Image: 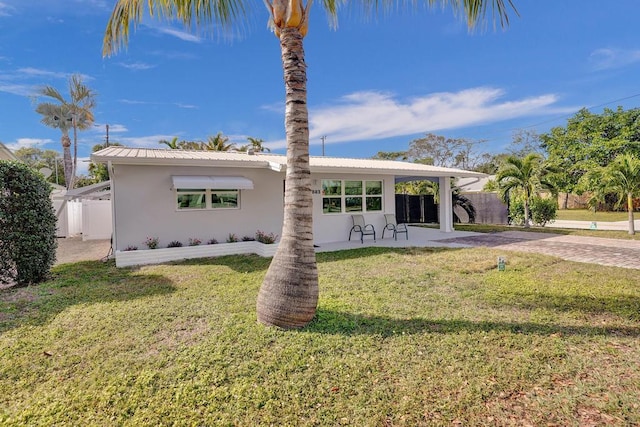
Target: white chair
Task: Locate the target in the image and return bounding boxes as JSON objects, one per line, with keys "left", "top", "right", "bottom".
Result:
{"left": 382, "top": 214, "right": 408, "bottom": 240}
{"left": 348, "top": 215, "right": 376, "bottom": 244}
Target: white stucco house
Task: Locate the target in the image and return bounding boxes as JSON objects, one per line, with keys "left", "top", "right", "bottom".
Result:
{"left": 91, "top": 147, "right": 484, "bottom": 266}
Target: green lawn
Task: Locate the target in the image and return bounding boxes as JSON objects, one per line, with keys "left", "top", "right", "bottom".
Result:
{"left": 556, "top": 209, "right": 630, "bottom": 222}
{"left": 2, "top": 249, "right": 639, "bottom": 425}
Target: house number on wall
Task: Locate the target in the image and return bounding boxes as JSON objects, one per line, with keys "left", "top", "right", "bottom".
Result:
{"left": 311, "top": 189, "right": 321, "bottom": 195}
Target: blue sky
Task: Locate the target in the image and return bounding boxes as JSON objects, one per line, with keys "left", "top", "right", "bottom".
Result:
{"left": 1, "top": 0, "right": 640, "bottom": 175}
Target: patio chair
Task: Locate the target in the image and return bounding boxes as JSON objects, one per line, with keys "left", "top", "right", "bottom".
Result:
{"left": 382, "top": 214, "right": 408, "bottom": 240}
{"left": 349, "top": 215, "right": 376, "bottom": 244}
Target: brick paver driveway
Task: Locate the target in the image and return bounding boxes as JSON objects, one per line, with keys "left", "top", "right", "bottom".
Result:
{"left": 438, "top": 231, "right": 640, "bottom": 270}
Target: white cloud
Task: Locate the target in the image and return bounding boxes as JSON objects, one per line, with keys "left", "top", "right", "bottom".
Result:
{"left": 266, "top": 87, "right": 568, "bottom": 150}
{"left": 175, "top": 102, "right": 198, "bottom": 109}
{"left": 0, "top": 82, "right": 37, "bottom": 96}
{"left": 17, "top": 67, "right": 69, "bottom": 79}
{"left": 118, "top": 62, "right": 156, "bottom": 71}
{"left": 0, "top": 2, "right": 14, "bottom": 17}
{"left": 589, "top": 48, "right": 640, "bottom": 71}
{"left": 157, "top": 27, "right": 201, "bottom": 43}
{"left": 6, "top": 137, "right": 54, "bottom": 151}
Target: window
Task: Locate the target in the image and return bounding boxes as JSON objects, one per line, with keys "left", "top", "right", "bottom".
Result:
{"left": 177, "top": 188, "right": 240, "bottom": 210}
{"left": 177, "top": 189, "right": 206, "bottom": 209}
{"left": 322, "top": 179, "right": 383, "bottom": 214}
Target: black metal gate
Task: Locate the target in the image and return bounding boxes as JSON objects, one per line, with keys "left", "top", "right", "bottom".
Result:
{"left": 395, "top": 194, "right": 438, "bottom": 224}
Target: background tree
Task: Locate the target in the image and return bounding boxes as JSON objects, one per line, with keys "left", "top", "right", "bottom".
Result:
{"left": 159, "top": 137, "right": 180, "bottom": 149}
{"left": 407, "top": 133, "right": 485, "bottom": 169}
{"left": 496, "top": 153, "right": 556, "bottom": 227}
{"left": 541, "top": 106, "right": 640, "bottom": 208}
{"left": 35, "top": 74, "right": 97, "bottom": 189}
{"left": 372, "top": 151, "right": 408, "bottom": 161}
{"left": 509, "top": 129, "right": 544, "bottom": 157}
{"left": 104, "top": 0, "right": 516, "bottom": 329}
{"left": 0, "top": 161, "right": 57, "bottom": 286}
{"left": 88, "top": 142, "right": 123, "bottom": 183}
{"left": 240, "top": 137, "right": 271, "bottom": 152}
{"left": 14, "top": 147, "right": 66, "bottom": 186}
{"left": 202, "top": 132, "right": 236, "bottom": 151}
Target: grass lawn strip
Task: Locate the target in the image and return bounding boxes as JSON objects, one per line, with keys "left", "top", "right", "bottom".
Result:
{"left": 1, "top": 248, "right": 638, "bottom": 425}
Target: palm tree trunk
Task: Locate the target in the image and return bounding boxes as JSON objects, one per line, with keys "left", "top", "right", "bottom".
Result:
{"left": 72, "top": 123, "right": 78, "bottom": 189}
{"left": 257, "top": 27, "right": 318, "bottom": 329}
{"left": 61, "top": 134, "right": 73, "bottom": 189}
{"left": 628, "top": 192, "right": 635, "bottom": 235}
{"left": 523, "top": 199, "right": 530, "bottom": 228}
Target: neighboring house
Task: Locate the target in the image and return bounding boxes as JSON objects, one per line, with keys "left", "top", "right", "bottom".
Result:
{"left": 91, "top": 147, "right": 485, "bottom": 264}
{"left": 0, "top": 142, "right": 17, "bottom": 161}
{"left": 456, "top": 175, "right": 495, "bottom": 193}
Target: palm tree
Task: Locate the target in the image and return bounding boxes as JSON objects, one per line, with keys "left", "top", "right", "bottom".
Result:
{"left": 496, "top": 153, "right": 555, "bottom": 228}
{"left": 202, "top": 132, "right": 236, "bottom": 151}
{"left": 418, "top": 179, "right": 476, "bottom": 223}
{"left": 603, "top": 153, "right": 640, "bottom": 235}
{"left": 103, "top": 0, "right": 516, "bottom": 329}
{"left": 34, "top": 103, "right": 74, "bottom": 188}
{"left": 35, "top": 74, "right": 96, "bottom": 189}
{"left": 241, "top": 137, "right": 271, "bottom": 153}
{"left": 159, "top": 136, "right": 180, "bottom": 149}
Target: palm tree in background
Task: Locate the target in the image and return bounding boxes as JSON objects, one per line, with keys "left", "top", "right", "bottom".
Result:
{"left": 603, "top": 153, "right": 640, "bottom": 235}
{"left": 496, "top": 153, "right": 555, "bottom": 228}
{"left": 103, "top": 0, "right": 517, "bottom": 329}
{"left": 35, "top": 74, "right": 96, "bottom": 189}
{"left": 203, "top": 132, "right": 236, "bottom": 151}
{"left": 159, "top": 136, "right": 180, "bottom": 149}
{"left": 241, "top": 137, "right": 271, "bottom": 153}
{"left": 34, "top": 103, "right": 73, "bottom": 188}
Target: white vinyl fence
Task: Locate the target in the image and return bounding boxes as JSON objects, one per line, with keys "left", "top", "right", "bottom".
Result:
{"left": 54, "top": 199, "right": 112, "bottom": 240}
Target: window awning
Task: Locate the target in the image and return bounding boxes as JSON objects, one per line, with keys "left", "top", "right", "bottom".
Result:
{"left": 172, "top": 176, "right": 254, "bottom": 190}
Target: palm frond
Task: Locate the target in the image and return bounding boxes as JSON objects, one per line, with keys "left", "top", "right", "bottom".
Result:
{"left": 104, "top": 0, "right": 248, "bottom": 56}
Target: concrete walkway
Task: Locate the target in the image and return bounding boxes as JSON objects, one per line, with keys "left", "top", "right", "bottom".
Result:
{"left": 436, "top": 231, "right": 640, "bottom": 270}
{"left": 546, "top": 219, "right": 640, "bottom": 231}
{"left": 316, "top": 226, "right": 640, "bottom": 270}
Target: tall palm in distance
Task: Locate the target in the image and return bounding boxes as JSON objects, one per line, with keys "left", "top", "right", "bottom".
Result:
{"left": 35, "top": 75, "right": 96, "bottom": 189}
{"left": 103, "top": 0, "right": 517, "bottom": 328}
{"left": 34, "top": 103, "right": 74, "bottom": 188}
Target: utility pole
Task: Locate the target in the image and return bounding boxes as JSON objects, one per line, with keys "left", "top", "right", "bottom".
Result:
{"left": 105, "top": 124, "right": 110, "bottom": 147}
{"left": 321, "top": 135, "right": 327, "bottom": 156}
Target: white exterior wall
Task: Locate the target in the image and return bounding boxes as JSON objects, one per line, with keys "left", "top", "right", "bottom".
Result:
{"left": 310, "top": 173, "right": 396, "bottom": 244}
{"left": 111, "top": 165, "right": 285, "bottom": 251}
{"left": 110, "top": 166, "right": 400, "bottom": 250}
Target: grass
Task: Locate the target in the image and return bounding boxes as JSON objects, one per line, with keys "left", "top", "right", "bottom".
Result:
{"left": 555, "top": 209, "right": 630, "bottom": 222}
{"left": 2, "top": 249, "right": 639, "bottom": 426}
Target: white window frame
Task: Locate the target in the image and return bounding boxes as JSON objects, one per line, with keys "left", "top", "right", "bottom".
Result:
{"left": 176, "top": 188, "right": 240, "bottom": 211}
{"left": 321, "top": 179, "right": 383, "bottom": 214}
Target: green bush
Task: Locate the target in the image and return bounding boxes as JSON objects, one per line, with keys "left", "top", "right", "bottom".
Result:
{"left": 508, "top": 196, "right": 557, "bottom": 227}
{"left": 530, "top": 197, "right": 558, "bottom": 227}
{"left": 0, "top": 161, "right": 57, "bottom": 285}
{"left": 508, "top": 197, "right": 526, "bottom": 226}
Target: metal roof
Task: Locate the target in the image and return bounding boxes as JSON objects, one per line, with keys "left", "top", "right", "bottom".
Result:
{"left": 91, "top": 146, "right": 485, "bottom": 178}
{"left": 0, "top": 142, "right": 17, "bottom": 161}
